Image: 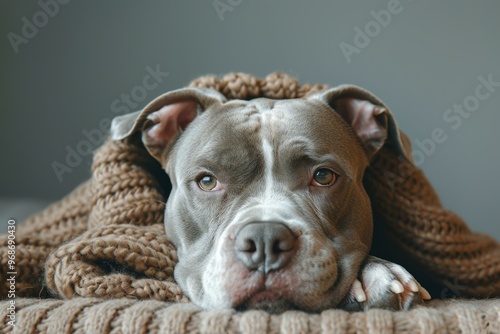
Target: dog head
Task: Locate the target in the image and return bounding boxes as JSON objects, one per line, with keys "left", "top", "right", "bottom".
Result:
{"left": 111, "top": 85, "right": 411, "bottom": 312}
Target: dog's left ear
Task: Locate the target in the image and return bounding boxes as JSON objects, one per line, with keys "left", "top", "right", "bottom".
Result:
{"left": 309, "top": 85, "right": 412, "bottom": 161}
{"left": 110, "top": 87, "right": 227, "bottom": 164}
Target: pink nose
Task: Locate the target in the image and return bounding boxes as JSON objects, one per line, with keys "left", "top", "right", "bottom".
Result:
{"left": 234, "top": 221, "right": 297, "bottom": 274}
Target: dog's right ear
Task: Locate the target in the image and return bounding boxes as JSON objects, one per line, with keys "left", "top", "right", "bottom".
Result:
{"left": 308, "top": 85, "right": 413, "bottom": 162}
{"left": 111, "top": 87, "right": 226, "bottom": 164}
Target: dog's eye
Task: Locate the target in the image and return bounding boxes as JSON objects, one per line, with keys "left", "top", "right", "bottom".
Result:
{"left": 312, "top": 168, "right": 337, "bottom": 186}
{"left": 197, "top": 174, "right": 219, "bottom": 191}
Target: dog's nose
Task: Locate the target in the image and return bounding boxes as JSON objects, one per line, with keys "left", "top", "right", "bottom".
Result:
{"left": 234, "top": 221, "right": 296, "bottom": 274}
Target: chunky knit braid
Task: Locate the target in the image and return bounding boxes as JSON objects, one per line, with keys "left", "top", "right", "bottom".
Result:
{"left": 1, "top": 298, "right": 498, "bottom": 334}
{"left": 87, "top": 138, "right": 167, "bottom": 229}
{"left": 0, "top": 72, "right": 498, "bottom": 313}
{"left": 189, "top": 72, "right": 329, "bottom": 99}
{"left": 0, "top": 180, "right": 91, "bottom": 298}
{"left": 366, "top": 149, "right": 500, "bottom": 296}
{"left": 44, "top": 224, "right": 186, "bottom": 301}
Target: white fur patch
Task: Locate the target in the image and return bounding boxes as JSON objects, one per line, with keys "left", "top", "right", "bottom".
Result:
{"left": 261, "top": 136, "right": 276, "bottom": 218}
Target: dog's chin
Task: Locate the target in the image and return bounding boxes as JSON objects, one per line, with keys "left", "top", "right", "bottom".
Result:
{"left": 229, "top": 273, "right": 342, "bottom": 314}
{"left": 234, "top": 288, "right": 301, "bottom": 314}
{"left": 237, "top": 298, "right": 295, "bottom": 314}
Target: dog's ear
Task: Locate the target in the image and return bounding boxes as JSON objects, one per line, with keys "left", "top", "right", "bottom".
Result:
{"left": 308, "top": 85, "right": 412, "bottom": 161}
{"left": 111, "top": 87, "right": 226, "bottom": 164}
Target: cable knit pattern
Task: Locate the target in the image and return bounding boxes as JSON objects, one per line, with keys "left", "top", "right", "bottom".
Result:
{"left": 189, "top": 72, "right": 328, "bottom": 100}
{"left": 366, "top": 149, "right": 500, "bottom": 296}
{"left": 0, "top": 299, "right": 498, "bottom": 333}
{"left": 0, "top": 72, "right": 498, "bottom": 333}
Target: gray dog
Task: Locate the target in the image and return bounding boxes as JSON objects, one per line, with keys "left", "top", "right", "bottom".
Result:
{"left": 111, "top": 85, "right": 430, "bottom": 313}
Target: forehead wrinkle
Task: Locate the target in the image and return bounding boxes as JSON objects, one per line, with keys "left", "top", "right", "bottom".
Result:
{"left": 280, "top": 142, "right": 354, "bottom": 180}
{"left": 281, "top": 137, "right": 317, "bottom": 156}
{"left": 191, "top": 142, "right": 261, "bottom": 175}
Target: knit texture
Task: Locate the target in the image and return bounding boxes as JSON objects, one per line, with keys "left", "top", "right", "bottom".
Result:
{"left": 0, "top": 298, "right": 498, "bottom": 334}
{"left": 0, "top": 72, "right": 499, "bottom": 333}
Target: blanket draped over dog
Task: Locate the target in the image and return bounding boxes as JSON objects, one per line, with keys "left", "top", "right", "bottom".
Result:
{"left": 1, "top": 72, "right": 499, "bottom": 333}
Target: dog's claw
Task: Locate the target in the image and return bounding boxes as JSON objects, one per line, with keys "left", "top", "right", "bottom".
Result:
{"left": 352, "top": 279, "right": 367, "bottom": 302}
{"left": 408, "top": 279, "right": 419, "bottom": 293}
{"left": 389, "top": 280, "right": 404, "bottom": 294}
{"left": 420, "top": 285, "right": 432, "bottom": 300}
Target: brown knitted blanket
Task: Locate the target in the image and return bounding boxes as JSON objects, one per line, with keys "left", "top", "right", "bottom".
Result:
{"left": 0, "top": 298, "right": 498, "bottom": 333}
{"left": 1, "top": 73, "right": 499, "bottom": 333}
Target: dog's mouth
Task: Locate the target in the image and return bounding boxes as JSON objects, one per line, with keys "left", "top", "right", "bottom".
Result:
{"left": 231, "top": 270, "right": 307, "bottom": 314}
{"left": 231, "top": 269, "right": 341, "bottom": 313}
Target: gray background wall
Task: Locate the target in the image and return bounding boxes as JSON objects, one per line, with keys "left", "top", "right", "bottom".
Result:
{"left": 0, "top": 1, "right": 499, "bottom": 240}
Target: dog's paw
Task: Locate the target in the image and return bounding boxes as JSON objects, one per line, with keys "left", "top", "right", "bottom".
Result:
{"left": 340, "top": 256, "right": 431, "bottom": 311}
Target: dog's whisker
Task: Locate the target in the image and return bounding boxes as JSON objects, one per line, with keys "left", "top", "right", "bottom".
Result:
{"left": 151, "top": 199, "right": 166, "bottom": 206}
